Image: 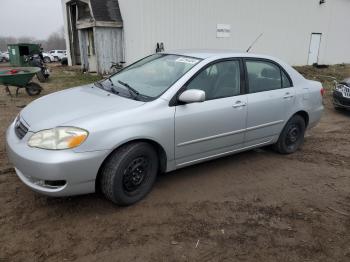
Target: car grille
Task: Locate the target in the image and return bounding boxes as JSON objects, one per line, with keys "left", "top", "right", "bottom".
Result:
{"left": 343, "top": 86, "right": 350, "bottom": 98}
{"left": 14, "top": 118, "right": 29, "bottom": 139}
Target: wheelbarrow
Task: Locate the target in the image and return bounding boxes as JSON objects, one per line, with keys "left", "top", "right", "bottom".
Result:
{"left": 0, "top": 67, "right": 43, "bottom": 96}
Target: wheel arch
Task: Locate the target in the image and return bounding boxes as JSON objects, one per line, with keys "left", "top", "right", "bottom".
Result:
{"left": 95, "top": 138, "right": 168, "bottom": 192}
{"left": 293, "top": 110, "right": 309, "bottom": 127}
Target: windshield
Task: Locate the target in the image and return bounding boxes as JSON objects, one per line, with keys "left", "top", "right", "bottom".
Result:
{"left": 106, "top": 54, "right": 201, "bottom": 100}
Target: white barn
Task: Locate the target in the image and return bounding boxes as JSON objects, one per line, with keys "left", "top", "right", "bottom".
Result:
{"left": 62, "top": 0, "right": 350, "bottom": 74}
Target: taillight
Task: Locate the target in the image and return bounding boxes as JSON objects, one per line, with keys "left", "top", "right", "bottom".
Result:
{"left": 320, "top": 87, "right": 325, "bottom": 97}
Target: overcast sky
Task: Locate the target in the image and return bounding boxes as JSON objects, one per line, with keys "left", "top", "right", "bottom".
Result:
{"left": 0, "top": 0, "right": 64, "bottom": 39}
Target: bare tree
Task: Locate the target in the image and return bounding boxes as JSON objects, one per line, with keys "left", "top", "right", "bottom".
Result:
{"left": 0, "top": 28, "right": 66, "bottom": 52}
{"left": 41, "top": 31, "right": 66, "bottom": 51}
{"left": 0, "top": 36, "right": 17, "bottom": 51}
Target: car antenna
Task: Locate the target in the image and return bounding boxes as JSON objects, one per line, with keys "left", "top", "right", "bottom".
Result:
{"left": 246, "top": 33, "right": 264, "bottom": 53}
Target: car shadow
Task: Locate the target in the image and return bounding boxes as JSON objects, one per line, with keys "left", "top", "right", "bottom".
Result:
{"left": 29, "top": 148, "right": 273, "bottom": 213}
{"left": 334, "top": 107, "right": 350, "bottom": 117}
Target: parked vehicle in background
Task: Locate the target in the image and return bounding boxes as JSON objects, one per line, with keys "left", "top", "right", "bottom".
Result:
{"left": 6, "top": 50, "right": 324, "bottom": 206}
{"left": 333, "top": 78, "right": 350, "bottom": 110}
{"left": 0, "top": 51, "right": 4, "bottom": 62}
{"left": 49, "top": 50, "right": 67, "bottom": 61}
{"left": 0, "top": 51, "right": 9, "bottom": 62}
{"left": 4, "top": 51, "right": 10, "bottom": 61}
{"left": 61, "top": 54, "right": 68, "bottom": 66}
{"left": 42, "top": 52, "right": 55, "bottom": 63}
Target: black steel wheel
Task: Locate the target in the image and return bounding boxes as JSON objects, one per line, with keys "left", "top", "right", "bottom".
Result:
{"left": 25, "top": 82, "right": 42, "bottom": 96}
{"left": 274, "top": 115, "right": 306, "bottom": 154}
{"left": 100, "top": 142, "right": 158, "bottom": 206}
{"left": 122, "top": 156, "right": 150, "bottom": 193}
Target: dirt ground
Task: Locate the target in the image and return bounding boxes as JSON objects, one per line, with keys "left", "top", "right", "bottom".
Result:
{"left": 0, "top": 63, "right": 350, "bottom": 262}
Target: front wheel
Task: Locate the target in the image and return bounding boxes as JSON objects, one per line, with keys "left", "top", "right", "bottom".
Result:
{"left": 43, "top": 57, "right": 51, "bottom": 63}
{"left": 273, "top": 115, "right": 306, "bottom": 154}
{"left": 100, "top": 142, "right": 158, "bottom": 206}
{"left": 25, "top": 82, "right": 42, "bottom": 96}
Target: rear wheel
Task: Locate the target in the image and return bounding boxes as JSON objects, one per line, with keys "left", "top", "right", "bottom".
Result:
{"left": 36, "top": 71, "right": 47, "bottom": 83}
{"left": 25, "top": 82, "right": 42, "bottom": 96}
{"left": 274, "top": 115, "right": 306, "bottom": 154}
{"left": 100, "top": 142, "right": 158, "bottom": 206}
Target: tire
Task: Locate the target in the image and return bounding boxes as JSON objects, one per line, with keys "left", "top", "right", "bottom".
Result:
{"left": 61, "top": 57, "right": 68, "bottom": 66}
{"left": 36, "top": 71, "right": 46, "bottom": 83}
{"left": 100, "top": 142, "right": 158, "bottom": 206}
{"left": 43, "top": 57, "right": 51, "bottom": 63}
{"left": 273, "top": 115, "right": 306, "bottom": 154}
{"left": 334, "top": 106, "right": 344, "bottom": 112}
{"left": 25, "top": 82, "right": 42, "bottom": 96}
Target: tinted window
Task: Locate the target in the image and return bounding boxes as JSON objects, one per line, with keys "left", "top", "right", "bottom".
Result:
{"left": 246, "top": 60, "right": 290, "bottom": 93}
{"left": 187, "top": 60, "right": 241, "bottom": 100}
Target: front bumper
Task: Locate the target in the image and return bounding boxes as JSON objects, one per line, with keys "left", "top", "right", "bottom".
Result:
{"left": 6, "top": 121, "right": 109, "bottom": 197}
{"left": 333, "top": 91, "right": 350, "bottom": 109}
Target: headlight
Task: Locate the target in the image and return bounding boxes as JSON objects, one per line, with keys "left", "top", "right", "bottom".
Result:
{"left": 334, "top": 84, "right": 345, "bottom": 92}
{"left": 28, "top": 127, "right": 88, "bottom": 150}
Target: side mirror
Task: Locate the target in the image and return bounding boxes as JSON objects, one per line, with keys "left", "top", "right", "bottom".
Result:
{"left": 178, "top": 89, "right": 206, "bottom": 104}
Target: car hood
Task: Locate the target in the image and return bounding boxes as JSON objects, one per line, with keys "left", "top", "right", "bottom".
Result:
{"left": 20, "top": 85, "right": 145, "bottom": 131}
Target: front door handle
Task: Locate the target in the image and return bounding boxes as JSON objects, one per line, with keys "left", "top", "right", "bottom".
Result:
{"left": 232, "top": 101, "right": 247, "bottom": 108}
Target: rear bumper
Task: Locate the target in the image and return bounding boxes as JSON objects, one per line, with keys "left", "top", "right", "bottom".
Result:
{"left": 6, "top": 121, "right": 109, "bottom": 197}
{"left": 308, "top": 105, "right": 324, "bottom": 129}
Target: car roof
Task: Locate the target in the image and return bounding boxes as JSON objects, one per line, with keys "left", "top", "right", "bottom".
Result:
{"left": 162, "top": 49, "right": 306, "bottom": 86}
{"left": 163, "top": 49, "right": 278, "bottom": 61}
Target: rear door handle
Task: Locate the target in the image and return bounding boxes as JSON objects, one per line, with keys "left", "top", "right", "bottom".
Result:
{"left": 283, "top": 92, "right": 294, "bottom": 99}
{"left": 232, "top": 101, "right": 247, "bottom": 108}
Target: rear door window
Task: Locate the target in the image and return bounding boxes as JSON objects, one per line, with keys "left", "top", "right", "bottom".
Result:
{"left": 245, "top": 60, "right": 292, "bottom": 93}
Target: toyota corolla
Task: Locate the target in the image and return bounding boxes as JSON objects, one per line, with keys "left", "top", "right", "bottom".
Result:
{"left": 6, "top": 50, "right": 324, "bottom": 205}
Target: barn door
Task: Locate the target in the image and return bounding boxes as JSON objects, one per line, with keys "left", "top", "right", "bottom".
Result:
{"left": 308, "top": 33, "right": 322, "bottom": 65}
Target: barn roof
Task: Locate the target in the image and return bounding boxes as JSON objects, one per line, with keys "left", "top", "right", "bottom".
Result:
{"left": 90, "top": 0, "right": 122, "bottom": 23}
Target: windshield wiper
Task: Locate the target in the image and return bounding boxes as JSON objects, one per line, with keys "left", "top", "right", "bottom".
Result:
{"left": 107, "top": 78, "right": 114, "bottom": 86}
{"left": 95, "top": 79, "right": 121, "bottom": 95}
{"left": 94, "top": 81, "right": 104, "bottom": 88}
{"left": 117, "top": 80, "right": 140, "bottom": 99}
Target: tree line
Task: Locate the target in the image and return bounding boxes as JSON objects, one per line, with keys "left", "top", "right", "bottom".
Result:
{"left": 0, "top": 30, "right": 66, "bottom": 52}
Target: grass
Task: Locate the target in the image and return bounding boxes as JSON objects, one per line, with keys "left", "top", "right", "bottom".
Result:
{"left": 48, "top": 66, "right": 103, "bottom": 89}
{"left": 294, "top": 64, "right": 350, "bottom": 90}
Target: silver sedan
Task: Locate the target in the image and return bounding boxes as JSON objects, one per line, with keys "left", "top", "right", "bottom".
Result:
{"left": 6, "top": 50, "right": 324, "bottom": 205}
